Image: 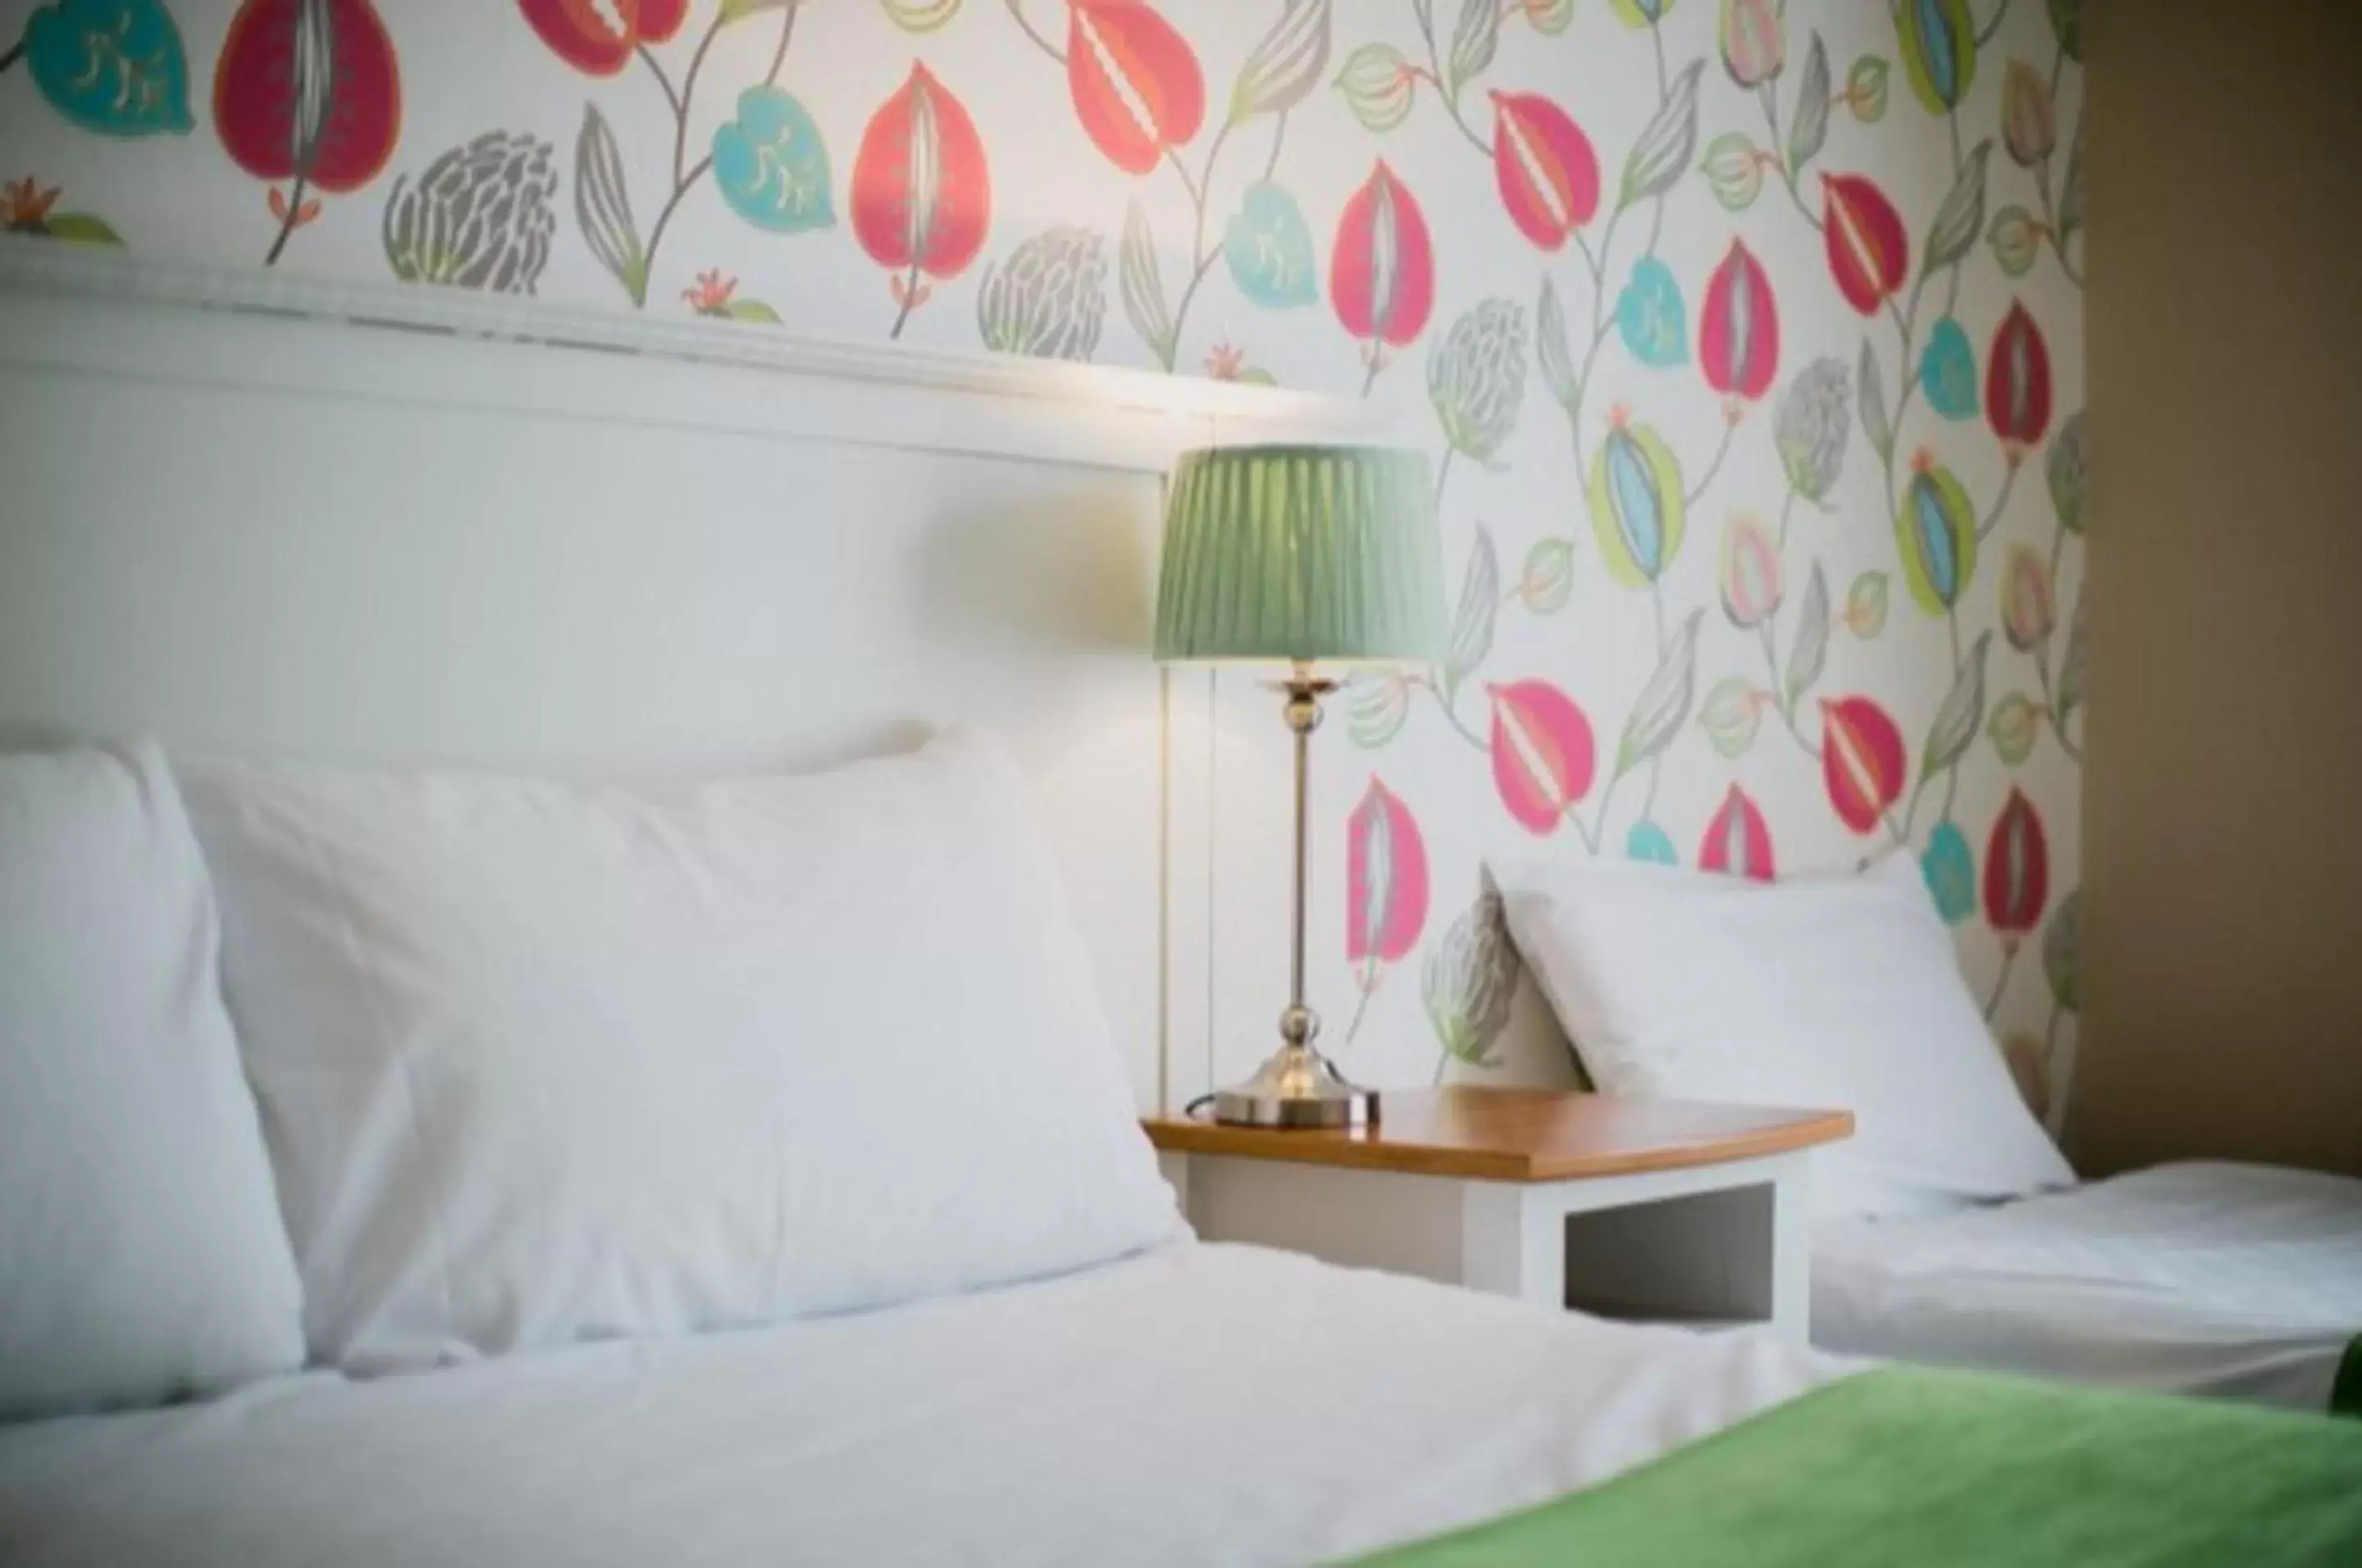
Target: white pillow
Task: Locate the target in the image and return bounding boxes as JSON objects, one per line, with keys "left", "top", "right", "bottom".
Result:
{"left": 0, "top": 741, "right": 305, "bottom": 1417}
{"left": 1492, "top": 854, "right": 2073, "bottom": 1221}
{"left": 180, "top": 733, "right": 1183, "bottom": 1374}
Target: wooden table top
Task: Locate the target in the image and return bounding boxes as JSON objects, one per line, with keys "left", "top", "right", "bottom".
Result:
{"left": 1142, "top": 1087, "right": 1852, "bottom": 1183}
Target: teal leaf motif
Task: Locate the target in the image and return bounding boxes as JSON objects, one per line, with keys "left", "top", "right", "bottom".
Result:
{"left": 1918, "top": 316, "right": 1978, "bottom": 420}
{"left": 1626, "top": 820, "right": 1678, "bottom": 866}
{"left": 1223, "top": 181, "right": 1318, "bottom": 308}
{"left": 712, "top": 88, "right": 835, "bottom": 234}
{"left": 25, "top": 0, "right": 194, "bottom": 137}
{"left": 1616, "top": 257, "right": 1688, "bottom": 369}
{"left": 1921, "top": 820, "right": 1976, "bottom": 925}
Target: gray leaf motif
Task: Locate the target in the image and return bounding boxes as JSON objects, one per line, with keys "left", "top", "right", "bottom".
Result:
{"left": 1447, "top": 0, "right": 1502, "bottom": 96}
{"left": 2043, "top": 888, "right": 2081, "bottom": 1012}
{"left": 1774, "top": 356, "right": 1851, "bottom": 501}
{"left": 1786, "top": 32, "right": 1831, "bottom": 175}
{"left": 1925, "top": 139, "right": 1993, "bottom": 274}
{"left": 2058, "top": 122, "right": 2086, "bottom": 236}
{"left": 384, "top": 130, "right": 561, "bottom": 294}
{"left": 1923, "top": 630, "right": 1990, "bottom": 775}
{"left": 1429, "top": 298, "right": 1529, "bottom": 463}
{"left": 977, "top": 226, "right": 1106, "bottom": 361}
{"left": 1443, "top": 525, "right": 1500, "bottom": 702}
{"left": 2055, "top": 589, "right": 2088, "bottom": 720}
{"left": 1620, "top": 59, "right": 1706, "bottom": 211}
{"left": 1536, "top": 274, "right": 1579, "bottom": 412}
{"left": 1785, "top": 560, "right": 1831, "bottom": 713}
{"left": 574, "top": 104, "right": 646, "bottom": 303}
{"left": 1229, "top": 0, "right": 1331, "bottom": 123}
{"left": 1119, "top": 200, "right": 1175, "bottom": 367}
{"left": 1616, "top": 608, "right": 1705, "bottom": 777}
{"left": 1858, "top": 337, "right": 1894, "bottom": 460}
{"left": 1423, "top": 882, "right": 1521, "bottom": 1072}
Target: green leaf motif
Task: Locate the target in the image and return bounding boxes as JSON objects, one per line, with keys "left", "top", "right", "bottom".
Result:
{"left": 1989, "top": 691, "right": 2041, "bottom": 766}
{"left": 575, "top": 105, "right": 648, "bottom": 306}
{"left": 1846, "top": 571, "right": 1890, "bottom": 637}
{"left": 2044, "top": 888, "right": 2082, "bottom": 1010}
{"left": 1119, "top": 201, "right": 1176, "bottom": 367}
{"left": 1897, "top": 0, "right": 1978, "bottom": 116}
{"left": 1346, "top": 671, "right": 1411, "bottom": 748}
{"left": 24, "top": 0, "right": 193, "bottom": 137}
{"left": 1701, "top": 133, "right": 1765, "bottom": 212}
{"left": 1334, "top": 43, "right": 1416, "bottom": 132}
{"left": 727, "top": 299, "right": 783, "bottom": 324}
{"left": 2058, "top": 125, "right": 2087, "bottom": 236}
{"left": 1785, "top": 560, "right": 1831, "bottom": 711}
{"left": 2047, "top": 0, "right": 2084, "bottom": 64}
{"left": 1224, "top": 181, "right": 1319, "bottom": 308}
{"left": 1858, "top": 339, "right": 1894, "bottom": 462}
{"left": 1443, "top": 526, "right": 1500, "bottom": 702}
{"left": 1616, "top": 609, "right": 1704, "bottom": 777}
{"left": 1608, "top": 0, "right": 1676, "bottom": 25}
{"left": 2055, "top": 590, "right": 2088, "bottom": 720}
{"left": 1536, "top": 275, "right": 1579, "bottom": 410}
{"left": 1989, "top": 204, "right": 2042, "bottom": 277}
{"left": 1787, "top": 33, "right": 1831, "bottom": 175}
{"left": 1229, "top": 0, "right": 1331, "bottom": 122}
{"left": 2048, "top": 411, "right": 2087, "bottom": 535}
{"left": 1918, "top": 317, "right": 1979, "bottom": 421}
{"left": 1519, "top": 536, "right": 1576, "bottom": 612}
{"left": 1524, "top": 0, "right": 1575, "bottom": 35}
{"left": 1616, "top": 257, "right": 1689, "bottom": 368}
{"left": 1848, "top": 55, "right": 1890, "bottom": 123}
{"left": 39, "top": 211, "right": 125, "bottom": 244}
{"left": 1445, "top": 0, "right": 1502, "bottom": 96}
{"left": 712, "top": 89, "right": 835, "bottom": 235}
{"left": 1620, "top": 60, "right": 1705, "bottom": 210}
{"left": 1922, "top": 631, "right": 1990, "bottom": 776}
{"left": 1925, "top": 139, "right": 1992, "bottom": 274}
{"left": 1700, "top": 675, "right": 1763, "bottom": 759}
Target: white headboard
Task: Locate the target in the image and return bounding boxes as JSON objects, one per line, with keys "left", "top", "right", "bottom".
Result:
{"left": 0, "top": 243, "right": 1397, "bottom": 1114}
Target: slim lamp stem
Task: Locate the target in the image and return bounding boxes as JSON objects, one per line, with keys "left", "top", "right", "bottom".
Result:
{"left": 1288, "top": 670, "right": 1311, "bottom": 1021}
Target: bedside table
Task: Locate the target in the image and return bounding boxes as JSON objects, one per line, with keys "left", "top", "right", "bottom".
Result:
{"left": 1144, "top": 1087, "right": 1852, "bottom": 1345}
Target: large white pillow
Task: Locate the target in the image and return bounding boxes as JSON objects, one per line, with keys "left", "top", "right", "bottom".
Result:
{"left": 1492, "top": 854, "right": 2074, "bottom": 1221}
{"left": 0, "top": 742, "right": 306, "bottom": 1417}
{"left": 180, "top": 733, "right": 1183, "bottom": 1374}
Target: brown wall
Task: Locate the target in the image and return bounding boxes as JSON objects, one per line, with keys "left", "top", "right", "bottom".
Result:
{"left": 2077, "top": 0, "right": 2362, "bottom": 1176}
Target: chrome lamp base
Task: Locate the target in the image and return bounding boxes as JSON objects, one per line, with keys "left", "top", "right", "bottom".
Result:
{"left": 1211, "top": 1043, "right": 1380, "bottom": 1129}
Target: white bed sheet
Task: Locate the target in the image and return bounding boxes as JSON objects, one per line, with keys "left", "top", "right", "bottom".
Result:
{"left": 0, "top": 1242, "right": 1837, "bottom": 1568}
{"left": 1813, "top": 1161, "right": 2362, "bottom": 1410}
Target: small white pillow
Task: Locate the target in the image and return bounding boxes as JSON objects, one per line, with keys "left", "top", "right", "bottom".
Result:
{"left": 0, "top": 742, "right": 305, "bottom": 1417}
{"left": 1492, "top": 854, "right": 2073, "bottom": 1221}
{"left": 180, "top": 733, "right": 1182, "bottom": 1373}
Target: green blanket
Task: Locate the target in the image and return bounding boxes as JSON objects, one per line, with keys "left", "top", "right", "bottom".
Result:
{"left": 1347, "top": 1368, "right": 2362, "bottom": 1568}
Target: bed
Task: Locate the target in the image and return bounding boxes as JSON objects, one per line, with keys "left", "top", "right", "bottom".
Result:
{"left": 1495, "top": 855, "right": 2362, "bottom": 1418}
{"left": 1815, "top": 1161, "right": 2362, "bottom": 1413}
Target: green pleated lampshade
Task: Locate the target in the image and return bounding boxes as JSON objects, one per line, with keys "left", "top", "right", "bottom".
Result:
{"left": 1154, "top": 444, "right": 1448, "bottom": 668}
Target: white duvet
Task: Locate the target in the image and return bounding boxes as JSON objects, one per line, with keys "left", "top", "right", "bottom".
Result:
{"left": 0, "top": 1243, "right": 1836, "bottom": 1568}
{"left": 1814, "top": 1161, "right": 2362, "bottom": 1410}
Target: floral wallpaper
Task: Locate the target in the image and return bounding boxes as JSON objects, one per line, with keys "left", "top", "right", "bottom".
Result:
{"left": 0, "top": 0, "right": 2086, "bottom": 1124}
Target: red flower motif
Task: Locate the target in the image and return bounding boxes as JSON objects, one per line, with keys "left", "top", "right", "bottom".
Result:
{"left": 3, "top": 177, "right": 61, "bottom": 228}
{"left": 1818, "top": 696, "right": 1907, "bottom": 835}
{"left": 1986, "top": 300, "right": 2054, "bottom": 463}
{"left": 1700, "top": 237, "right": 1780, "bottom": 405}
{"left": 854, "top": 62, "right": 992, "bottom": 335}
{"left": 1820, "top": 172, "right": 1908, "bottom": 317}
{"left": 1983, "top": 788, "right": 2050, "bottom": 944}
{"left": 216, "top": 0, "right": 402, "bottom": 194}
{"left": 518, "top": 0, "right": 687, "bottom": 77}
{"left": 1699, "top": 785, "right": 1776, "bottom": 881}
{"left": 1488, "top": 681, "right": 1595, "bottom": 836}
{"left": 1332, "top": 160, "right": 1435, "bottom": 357}
{"left": 1489, "top": 92, "right": 1598, "bottom": 253}
{"left": 683, "top": 270, "right": 736, "bottom": 317}
{"left": 1347, "top": 778, "right": 1430, "bottom": 967}
{"left": 1064, "top": 0, "right": 1204, "bottom": 175}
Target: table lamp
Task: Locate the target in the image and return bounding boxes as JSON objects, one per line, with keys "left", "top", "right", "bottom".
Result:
{"left": 1155, "top": 444, "right": 1448, "bottom": 1128}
